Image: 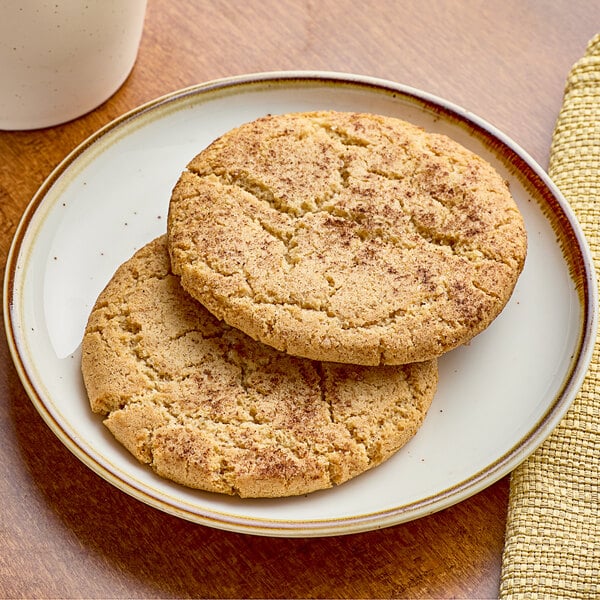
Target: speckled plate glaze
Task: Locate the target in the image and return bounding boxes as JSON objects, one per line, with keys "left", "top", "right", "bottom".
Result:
{"left": 4, "top": 72, "right": 597, "bottom": 537}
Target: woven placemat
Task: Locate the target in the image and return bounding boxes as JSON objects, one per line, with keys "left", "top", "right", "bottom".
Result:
{"left": 499, "top": 34, "right": 600, "bottom": 599}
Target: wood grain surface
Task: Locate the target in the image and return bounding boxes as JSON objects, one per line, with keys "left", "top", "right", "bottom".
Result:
{"left": 1, "top": 1, "right": 598, "bottom": 598}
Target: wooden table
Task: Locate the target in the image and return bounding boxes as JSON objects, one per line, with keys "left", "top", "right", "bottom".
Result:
{"left": 1, "top": 2, "right": 598, "bottom": 597}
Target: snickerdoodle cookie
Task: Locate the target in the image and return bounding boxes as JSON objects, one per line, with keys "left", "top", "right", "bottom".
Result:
{"left": 167, "top": 111, "right": 527, "bottom": 365}
{"left": 81, "top": 236, "right": 438, "bottom": 498}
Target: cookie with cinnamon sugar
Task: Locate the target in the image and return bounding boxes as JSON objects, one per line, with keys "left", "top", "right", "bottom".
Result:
{"left": 167, "top": 110, "right": 527, "bottom": 365}
{"left": 81, "top": 236, "right": 438, "bottom": 498}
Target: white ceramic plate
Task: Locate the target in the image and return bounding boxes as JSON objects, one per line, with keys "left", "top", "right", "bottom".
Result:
{"left": 5, "top": 72, "right": 597, "bottom": 537}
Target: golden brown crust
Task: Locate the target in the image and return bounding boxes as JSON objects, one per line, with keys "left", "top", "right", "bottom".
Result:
{"left": 81, "top": 236, "right": 438, "bottom": 498}
{"left": 167, "top": 111, "right": 527, "bottom": 365}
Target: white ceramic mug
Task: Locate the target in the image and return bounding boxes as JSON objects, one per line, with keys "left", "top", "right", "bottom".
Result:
{"left": 0, "top": 0, "right": 147, "bottom": 130}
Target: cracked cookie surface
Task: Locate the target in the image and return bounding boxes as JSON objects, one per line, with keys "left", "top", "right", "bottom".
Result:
{"left": 168, "top": 111, "right": 527, "bottom": 365}
{"left": 81, "top": 236, "right": 438, "bottom": 498}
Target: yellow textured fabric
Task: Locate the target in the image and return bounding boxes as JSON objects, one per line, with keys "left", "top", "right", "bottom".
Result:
{"left": 500, "top": 34, "right": 600, "bottom": 599}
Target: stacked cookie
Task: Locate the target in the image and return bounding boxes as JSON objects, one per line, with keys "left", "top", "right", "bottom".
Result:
{"left": 81, "top": 111, "right": 527, "bottom": 498}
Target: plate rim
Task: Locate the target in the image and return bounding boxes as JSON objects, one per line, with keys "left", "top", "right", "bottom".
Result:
{"left": 4, "top": 70, "right": 598, "bottom": 537}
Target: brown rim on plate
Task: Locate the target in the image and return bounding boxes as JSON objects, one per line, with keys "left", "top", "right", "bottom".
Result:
{"left": 4, "top": 71, "right": 597, "bottom": 536}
